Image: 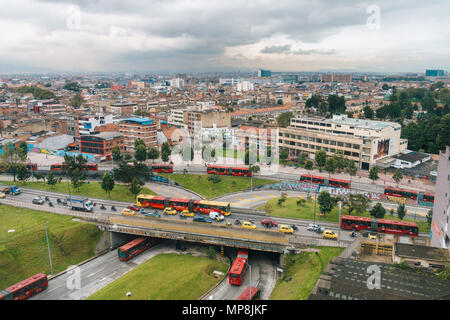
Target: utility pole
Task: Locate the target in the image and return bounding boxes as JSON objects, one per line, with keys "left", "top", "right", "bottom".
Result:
{"left": 245, "top": 261, "right": 252, "bottom": 300}
{"left": 338, "top": 201, "right": 342, "bottom": 244}
{"left": 45, "top": 223, "right": 53, "bottom": 275}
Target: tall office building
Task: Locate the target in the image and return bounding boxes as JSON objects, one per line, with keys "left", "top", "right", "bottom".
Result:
{"left": 258, "top": 69, "right": 272, "bottom": 78}
{"left": 430, "top": 146, "right": 450, "bottom": 249}
{"left": 425, "top": 69, "right": 445, "bottom": 77}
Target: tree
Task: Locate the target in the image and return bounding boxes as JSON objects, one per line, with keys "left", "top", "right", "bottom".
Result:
{"left": 397, "top": 204, "right": 406, "bottom": 220}
{"left": 280, "top": 149, "right": 288, "bottom": 161}
{"left": 202, "top": 145, "right": 216, "bottom": 163}
{"left": 305, "top": 95, "right": 323, "bottom": 110}
{"left": 363, "top": 106, "right": 374, "bottom": 119}
{"left": 324, "top": 157, "right": 336, "bottom": 176}
{"left": 393, "top": 169, "right": 403, "bottom": 185}
{"left": 315, "top": 149, "right": 327, "bottom": 171}
{"left": 112, "top": 146, "right": 122, "bottom": 162}
{"left": 0, "top": 143, "right": 27, "bottom": 181}
{"left": 70, "top": 167, "right": 84, "bottom": 191}
{"left": 47, "top": 172, "right": 57, "bottom": 189}
{"left": 147, "top": 147, "right": 159, "bottom": 163}
{"left": 276, "top": 112, "right": 294, "bottom": 128}
{"left": 134, "top": 144, "right": 147, "bottom": 162}
{"left": 249, "top": 165, "right": 260, "bottom": 191}
{"left": 318, "top": 191, "right": 334, "bottom": 217}
{"left": 370, "top": 203, "right": 386, "bottom": 219}
{"left": 134, "top": 139, "right": 146, "bottom": 149}
{"left": 161, "top": 142, "right": 171, "bottom": 163}
{"left": 70, "top": 93, "right": 85, "bottom": 108}
{"left": 207, "top": 175, "right": 221, "bottom": 184}
{"left": 347, "top": 160, "right": 357, "bottom": 182}
{"left": 63, "top": 81, "right": 81, "bottom": 92}
{"left": 129, "top": 178, "right": 142, "bottom": 199}
{"left": 18, "top": 142, "right": 28, "bottom": 158}
{"left": 277, "top": 197, "right": 286, "bottom": 207}
{"left": 17, "top": 165, "right": 31, "bottom": 183}
{"left": 327, "top": 95, "right": 346, "bottom": 114}
{"left": 345, "top": 194, "right": 370, "bottom": 216}
{"left": 101, "top": 173, "right": 115, "bottom": 198}
{"left": 426, "top": 209, "right": 433, "bottom": 226}
{"left": 369, "top": 167, "right": 379, "bottom": 183}
{"left": 382, "top": 84, "right": 389, "bottom": 90}
{"left": 304, "top": 160, "right": 313, "bottom": 170}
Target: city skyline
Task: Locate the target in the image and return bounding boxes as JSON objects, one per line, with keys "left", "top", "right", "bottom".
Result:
{"left": 0, "top": 0, "right": 449, "bottom": 73}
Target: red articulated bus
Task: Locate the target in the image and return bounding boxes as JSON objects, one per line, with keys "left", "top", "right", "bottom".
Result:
{"left": 150, "top": 164, "right": 173, "bottom": 173}
{"left": 236, "top": 286, "right": 260, "bottom": 300}
{"left": 229, "top": 250, "right": 249, "bottom": 286}
{"left": 340, "top": 215, "right": 419, "bottom": 237}
{"left": 118, "top": 237, "right": 153, "bottom": 261}
{"left": 136, "top": 195, "right": 231, "bottom": 216}
{"left": 0, "top": 273, "right": 48, "bottom": 300}
{"left": 207, "top": 165, "right": 252, "bottom": 177}
{"left": 50, "top": 163, "right": 98, "bottom": 171}
{"left": 384, "top": 187, "right": 434, "bottom": 204}
{"left": 300, "top": 174, "right": 351, "bottom": 189}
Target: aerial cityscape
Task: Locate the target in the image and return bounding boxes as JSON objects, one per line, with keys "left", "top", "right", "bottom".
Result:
{"left": 0, "top": 0, "right": 449, "bottom": 308}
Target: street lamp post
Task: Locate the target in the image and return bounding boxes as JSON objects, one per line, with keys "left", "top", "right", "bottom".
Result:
{"left": 45, "top": 222, "right": 53, "bottom": 275}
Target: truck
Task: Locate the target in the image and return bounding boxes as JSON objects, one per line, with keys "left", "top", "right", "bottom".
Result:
{"left": 209, "top": 211, "right": 224, "bottom": 222}
{"left": 9, "top": 185, "right": 21, "bottom": 195}
{"left": 66, "top": 196, "right": 94, "bottom": 212}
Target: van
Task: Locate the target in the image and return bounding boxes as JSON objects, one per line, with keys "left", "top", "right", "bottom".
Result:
{"left": 209, "top": 211, "right": 224, "bottom": 222}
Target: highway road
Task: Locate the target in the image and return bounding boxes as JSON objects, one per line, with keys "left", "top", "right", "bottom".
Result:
{"left": 31, "top": 241, "right": 179, "bottom": 300}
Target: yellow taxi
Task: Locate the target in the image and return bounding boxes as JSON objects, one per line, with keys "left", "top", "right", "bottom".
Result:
{"left": 121, "top": 208, "right": 136, "bottom": 216}
{"left": 242, "top": 221, "right": 256, "bottom": 230}
{"left": 180, "top": 210, "right": 194, "bottom": 217}
{"left": 369, "top": 234, "right": 377, "bottom": 241}
{"left": 163, "top": 207, "right": 177, "bottom": 215}
{"left": 322, "top": 230, "right": 338, "bottom": 240}
{"left": 279, "top": 224, "right": 294, "bottom": 234}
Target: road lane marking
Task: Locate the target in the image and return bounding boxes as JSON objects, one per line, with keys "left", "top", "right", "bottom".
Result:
{"left": 253, "top": 196, "right": 267, "bottom": 199}
{"left": 237, "top": 198, "right": 252, "bottom": 202}
{"left": 297, "top": 195, "right": 305, "bottom": 199}
{"left": 268, "top": 194, "right": 278, "bottom": 198}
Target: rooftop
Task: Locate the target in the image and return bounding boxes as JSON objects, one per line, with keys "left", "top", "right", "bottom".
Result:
{"left": 395, "top": 243, "right": 450, "bottom": 263}
{"left": 393, "top": 151, "right": 430, "bottom": 163}
{"left": 120, "top": 117, "right": 154, "bottom": 125}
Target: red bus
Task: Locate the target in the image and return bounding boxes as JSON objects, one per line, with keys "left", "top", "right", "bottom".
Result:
{"left": 137, "top": 195, "right": 231, "bottom": 216}
{"left": 384, "top": 187, "right": 435, "bottom": 204}
{"left": 340, "top": 215, "right": 419, "bottom": 237}
{"left": 150, "top": 164, "right": 173, "bottom": 173}
{"left": 236, "top": 286, "right": 260, "bottom": 300}
{"left": 229, "top": 250, "right": 249, "bottom": 286}
{"left": 0, "top": 273, "right": 48, "bottom": 300}
{"left": 26, "top": 163, "right": 38, "bottom": 171}
{"left": 207, "top": 165, "right": 252, "bottom": 177}
{"left": 50, "top": 163, "right": 98, "bottom": 171}
{"left": 118, "top": 237, "right": 153, "bottom": 261}
{"left": 300, "top": 174, "right": 351, "bottom": 189}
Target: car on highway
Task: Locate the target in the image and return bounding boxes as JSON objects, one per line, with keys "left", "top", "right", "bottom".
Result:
{"left": 142, "top": 210, "right": 161, "bottom": 218}
{"left": 261, "top": 218, "right": 278, "bottom": 228}
{"left": 127, "top": 204, "right": 141, "bottom": 212}
{"left": 32, "top": 196, "right": 45, "bottom": 205}
{"left": 0, "top": 192, "right": 5, "bottom": 199}
{"left": 279, "top": 224, "right": 294, "bottom": 234}
{"left": 180, "top": 210, "right": 194, "bottom": 218}
{"left": 209, "top": 211, "right": 224, "bottom": 222}
{"left": 122, "top": 208, "right": 136, "bottom": 216}
{"left": 307, "top": 224, "right": 324, "bottom": 233}
{"left": 242, "top": 221, "right": 256, "bottom": 230}
{"left": 322, "top": 230, "right": 338, "bottom": 240}
{"left": 163, "top": 207, "right": 177, "bottom": 215}
{"left": 193, "top": 215, "right": 213, "bottom": 223}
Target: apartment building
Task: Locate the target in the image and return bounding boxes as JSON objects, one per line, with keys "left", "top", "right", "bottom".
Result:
{"left": 80, "top": 132, "right": 124, "bottom": 161}
{"left": 118, "top": 117, "right": 157, "bottom": 152}
{"left": 321, "top": 73, "right": 353, "bottom": 82}
{"left": 77, "top": 114, "right": 113, "bottom": 135}
{"left": 186, "top": 109, "right": 231, "bottom": 136}
{"left": 431, "top": 146, "right": 450, "bottom": 249}
{"left": 168, "top": 108, "right": 187, "bottom": 128}
{"left": 278, "top": 114, "right": 408, "bottom": 170}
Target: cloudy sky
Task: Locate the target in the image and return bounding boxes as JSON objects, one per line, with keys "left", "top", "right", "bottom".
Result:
{"left": 0, "top": 0, "right": 449, "bottom": 73}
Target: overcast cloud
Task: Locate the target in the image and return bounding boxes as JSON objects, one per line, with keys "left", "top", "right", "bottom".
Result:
{"left": 0, "top": 0, "right": 448, "bottom": 73}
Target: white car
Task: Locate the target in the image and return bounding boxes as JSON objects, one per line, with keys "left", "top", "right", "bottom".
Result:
{"left": 209, "top": 211, "right": 224, "bottom": 222}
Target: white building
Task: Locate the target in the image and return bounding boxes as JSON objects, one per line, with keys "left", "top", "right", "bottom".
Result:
{"left": 77, "top": 114, "right": 113, "bottom": 135}
{"left": 169, "top": 78, "right": 185, "bottom": 89}
{"left": 236, "top": 81, "right": 254, "bottom": 92}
